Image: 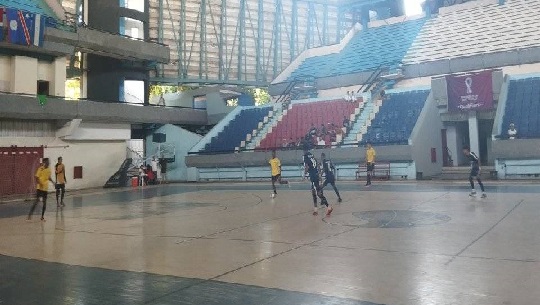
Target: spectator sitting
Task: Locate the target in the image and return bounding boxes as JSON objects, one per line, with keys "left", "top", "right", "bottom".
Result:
{"left": 343, "top": 116, "right": 350, "bottom": 130}
{"left": 320, "top": 124, "right": 327, "bottom": 136}
{"left": 287, "top": 137, "right": 296, "bottom": 148}
{"left": 309, "top": 124, "right": 318, "bottom": 136}
{"left": 507, "top": 123, "right": 518, "bottom": 139}
{"left": 349, "top": 91, "right": 356, "bottom": 102}
{"left": 344, "top": 91, "right": 351, "bottom": 102}
{"left": 146, "top": 165, "right": 155, "bottom": 184}
{"left": 317, "top": 136, "right": 325, "bottom": 147}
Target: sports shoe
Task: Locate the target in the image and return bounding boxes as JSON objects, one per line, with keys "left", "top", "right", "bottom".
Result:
{"left": 338, "top": 197, "right": 343, "bottom": 203}
{"left": 469, "top": 190, "right": 477, "bottom": 197}
{"left": 271, "top": 193, "right": 276, "bottom": 199}
{"left": 61, "top": 201, "right": 65, "bottom": 207}
{"left": 481, "top": 193, "right": 487, "bottom": 198}
{"left": 40, "top": 217, "right": 46, "bottom": 222}
{"left": 325, "top": 207, "right": 333, "bottom": 216}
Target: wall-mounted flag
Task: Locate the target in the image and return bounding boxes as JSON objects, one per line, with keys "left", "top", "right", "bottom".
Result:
{"left": 6, "top": 9, "right": 44, "bottom": 47}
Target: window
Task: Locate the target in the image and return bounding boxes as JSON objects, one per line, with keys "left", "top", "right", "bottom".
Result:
{"left": 123, "top": 80, "right": 145, "bottom": 104}
{"left": 119, "top": 17, "right": 144, "bottom": 39}
{"left": 119, "top": 0, "right": 145, "bottom": 12}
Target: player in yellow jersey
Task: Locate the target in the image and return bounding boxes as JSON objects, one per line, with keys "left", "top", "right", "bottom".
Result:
{"left": 28, "top": 158, "right": 54, "bottom": 221}
{"left": 365, "top": 143, "right": 376, "bottom": 187}
{"left": 269, "top": 150, "right": 289, "bottom": 198}
{"left": 55, "top": 157, "right": 66, "bottom": 207}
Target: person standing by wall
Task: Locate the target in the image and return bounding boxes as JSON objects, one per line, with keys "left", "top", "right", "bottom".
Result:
{"left": 365, "top": 143, "right": 376, "bottom": 187}
{"left": 159, "top": 157, "right": 168, "bottom": 184}
{"left": 55, "top": 157, "right": 66, "bottom": 207}
{"left": 151, "top": 157, "right": 159, "bottom": 184}
{"left": 28, "top": 158, "right": 54, "bottom": 221}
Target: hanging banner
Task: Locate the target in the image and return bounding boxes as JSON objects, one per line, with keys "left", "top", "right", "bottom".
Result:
{"left": 446, "top": 70, "right": 493, "bottom": 112}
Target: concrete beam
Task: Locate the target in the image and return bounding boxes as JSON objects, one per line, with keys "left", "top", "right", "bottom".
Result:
{"left": 185, "top": 146, "right": 413, "bottom": 168}
{"left": 0, "top": 93, "right": 206, "bottom": 125}
{"left": 44, "top": 27, "right": 170, "bottom": 63}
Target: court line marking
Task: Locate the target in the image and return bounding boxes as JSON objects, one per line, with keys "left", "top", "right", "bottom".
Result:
{"left": 444, "top": 199, "right": 525, "bottom": 266}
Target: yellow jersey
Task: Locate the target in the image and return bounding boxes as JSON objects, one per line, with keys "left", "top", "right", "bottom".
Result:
{"left": 35, "top": 166, "right": 51, "bottom": 192}
{"left": 366, "top": 147, "right": 376, "bottom": 163}
{"left": 269, "top": 158, "right": 281, "bottom": 176}
{"left": 55, "top": 163, "right": 66, "bottom": 184}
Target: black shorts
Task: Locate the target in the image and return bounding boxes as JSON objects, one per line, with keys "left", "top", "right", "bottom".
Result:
{"left": 470, "top": 167, "right": 480, "bottom": 177}
{"left": 367, "top": 163, "right": 375, "bottom": 172}
{"left": 36, "top": 190, "right": 48, "bottom": 201}
{"left": 55, "top": 183, "right": 65, "bottom": 191}
{"left": 324, "top": 174, "right": 335, "bottom": 185}
{"left": 271, "top": 174, "right": 281, "bottom": 182}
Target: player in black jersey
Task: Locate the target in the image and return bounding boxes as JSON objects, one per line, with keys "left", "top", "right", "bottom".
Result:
{"left": 303, "top": 148, "right": 332, "bottom": 216}
{"left": 320, "top": 153, "right": 342, "bottom": 202}
{"left": 463, "top": 146, "right": 487, "bottom": 198}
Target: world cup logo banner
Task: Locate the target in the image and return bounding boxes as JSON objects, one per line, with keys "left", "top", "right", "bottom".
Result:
{"left": 446, "top": 70, "right": 494, "bottom": 112}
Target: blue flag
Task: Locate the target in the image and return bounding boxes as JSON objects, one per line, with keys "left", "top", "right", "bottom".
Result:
{"left": 6, "top": 9, "right": 44, "bottom": 46}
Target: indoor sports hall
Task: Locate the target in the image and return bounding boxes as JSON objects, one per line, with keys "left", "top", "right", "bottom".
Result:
{"left": 1, "top": 0, "right": 540, "bottom": 304}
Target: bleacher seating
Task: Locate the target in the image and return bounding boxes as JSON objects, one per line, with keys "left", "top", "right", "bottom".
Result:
{"left": 403, "top": 0, "right": 540, "bottom": 64}
{"left": 203, "top": 107, "right": 271, "bottom": 153}
{"left": 258, "top": 100, "right": 358, "bottom": 149}
{"left": 501, "top": 77, "right": 540, "bottom": 139}
{"left": 361, "top": 90, "right": 429, "bottom": 145}
{"left": 288, "top": 18, "right": 425, "bottom": 80}
{"left": 1, "top": 0, "right": 56, "bottom": 16}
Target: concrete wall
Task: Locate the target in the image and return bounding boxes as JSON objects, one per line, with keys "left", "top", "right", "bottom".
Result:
{"left": 186, "top": 146, "right": 413, "bottom": 168}
{"left": 410, "top": 92, "right": 444, "bottom": 178}
{"left": 146, "top": 125, "right": 202, "bottom": 181}
{"left": 0, "top": 55, "right": 66, "bottom": 96}
{"left": 206, "top": 92, "right": 234, "bottom": 124}
{"left": 0, "top": 135, "right": 127, "bottom": 190}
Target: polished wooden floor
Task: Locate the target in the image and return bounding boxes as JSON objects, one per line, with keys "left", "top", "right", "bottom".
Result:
{"left": 1, "top": 181, "right": 539, "bottom": 305}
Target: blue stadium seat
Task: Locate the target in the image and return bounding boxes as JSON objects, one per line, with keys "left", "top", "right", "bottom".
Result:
{"left": 288, "top": 18, "right": 426, "bottom": 80}
{"left": 501, "top": 78, "right": 540, "bottom": 139}
{"left": 203, "top": 107, "right": 271, "bottom": 153}
{"left": 360, "top": 90, "right": 429, "bottom": 146}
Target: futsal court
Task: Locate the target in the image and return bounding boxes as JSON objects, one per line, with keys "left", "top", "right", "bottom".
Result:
{"left": 1, "top": 181, "right": 539, "bottom": 305}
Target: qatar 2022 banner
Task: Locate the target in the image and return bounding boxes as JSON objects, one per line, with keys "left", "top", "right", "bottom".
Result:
{"left": 446, "top": 70, "right": 494, "bottom": 112}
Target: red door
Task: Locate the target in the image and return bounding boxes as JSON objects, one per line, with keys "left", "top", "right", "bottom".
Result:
{"left": 0, "top": 147, "right": 44, "bottom": 197}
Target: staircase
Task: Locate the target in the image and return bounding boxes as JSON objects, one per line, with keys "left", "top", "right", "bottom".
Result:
{"left": 341, "top": 66, "right": 399, "bottom": 146}
{"left": 104, "top": 158, "right": 133, "bottom": 188}
{"left": 342, "top": 98, "right": 379, "bottom": 146}
{"left": 245, "top": 104, "right": 284, "bottom": 150}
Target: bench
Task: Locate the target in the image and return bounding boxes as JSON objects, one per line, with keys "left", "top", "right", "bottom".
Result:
{"left": 355, "top": 162, "right": 390, "bottom": 181}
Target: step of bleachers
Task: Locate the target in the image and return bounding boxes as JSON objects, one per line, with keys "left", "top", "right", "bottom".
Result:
{"left": 360, "top": 90, "right": 429, "bottom": 146}
{"left": 403, "top": 0, "right": 540, "bottom": 64}
{"left": 501, "top": 77, "right": 540, "bottom": 139}
{"left": 288, "top": 18, "right": 425, "bottom": 80}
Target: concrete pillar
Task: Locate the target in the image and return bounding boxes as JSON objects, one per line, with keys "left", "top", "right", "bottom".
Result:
{"left": 468, "top": 111, "right": 480, "bottom": 155}
{"left": 446, "top": 125, "right": 459, "bottom": 166}
{"left": 51, "top": 57, "right": 67, "bottom": 97}
{"left": 10, "top": 56, "right": 38, "bottom": 94}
